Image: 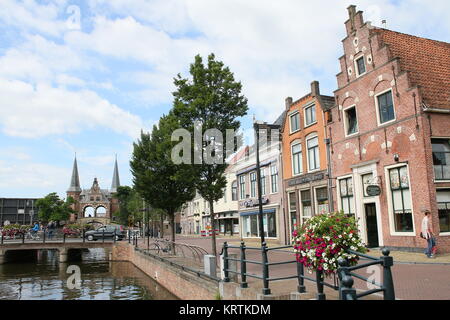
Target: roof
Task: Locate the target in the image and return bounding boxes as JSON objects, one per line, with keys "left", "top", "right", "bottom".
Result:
{"left": 320, "top": 96, "right": 336, "bottom": 111}
{"left": 371, "top": 28, "right": 450, "bottom": 109}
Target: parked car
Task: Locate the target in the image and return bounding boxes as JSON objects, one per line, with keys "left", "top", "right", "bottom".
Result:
{"left": 85, "top": 224, "right": 125, "bottom": 241}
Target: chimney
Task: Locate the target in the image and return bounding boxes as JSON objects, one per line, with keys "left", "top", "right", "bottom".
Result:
{"left": 311, "top": 81, "right": 320, "bottom": 97}
{"left": 285, "top": 97, "right": 293, "bottom": 110}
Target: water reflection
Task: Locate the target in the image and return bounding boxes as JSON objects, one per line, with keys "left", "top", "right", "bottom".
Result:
{"left": 0, "top": 248, "right": 178, "bottom": 300}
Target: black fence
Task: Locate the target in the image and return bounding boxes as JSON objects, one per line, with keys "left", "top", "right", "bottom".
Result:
{"left": 222, "top": 241, "right": 395, "bottom": 300}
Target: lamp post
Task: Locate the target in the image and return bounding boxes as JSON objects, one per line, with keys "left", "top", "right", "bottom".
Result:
{"left": 253, "top": 121, "right": 281, "bottom": 245}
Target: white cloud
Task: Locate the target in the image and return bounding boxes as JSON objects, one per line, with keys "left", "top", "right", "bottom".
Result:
{"left": 0, "top": 79, "right": 144, "bottom": 138}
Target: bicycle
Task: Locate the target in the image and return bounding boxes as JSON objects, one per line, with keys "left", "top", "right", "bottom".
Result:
{"left": 25, "top": 229, "right": 41, "bottom": 240}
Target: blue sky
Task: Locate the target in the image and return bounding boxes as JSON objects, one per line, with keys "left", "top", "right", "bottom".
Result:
{"left": 0, "top": 0, "right": 449, "bottom": 199}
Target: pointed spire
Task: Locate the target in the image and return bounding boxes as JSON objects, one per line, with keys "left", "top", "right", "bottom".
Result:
{"left": 111, "top": 155, "right": 120, "bottom": 193}
{"left": 67, "top": 155, "right": 82, "bottom": 192}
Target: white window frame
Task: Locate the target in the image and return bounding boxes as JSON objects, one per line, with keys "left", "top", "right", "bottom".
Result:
{"left": 384, "top": 163, "right": 416, "bottom": 236}
{"left": 299, "top": 188, "right": 313, "bottom": 225}
{"left": 436, "top": 187, "right": 450, "bottom": 236}
{"left": 289, "top": 111, "right": 301, "bottom": 134}
{"left": 250, "top": 171, "right": 257, "bottom": 198}
{"left": 260, "top": 167, "right": 267, "bottom": 196}
{"left": 343, "top": 104, "right": 359, "bottom": 137}
{"left": 303, "top": 102, "right": 317, "bottom": 128}
{"left": 287, "top": 191, "right": 298, "bottom": 239}
{"left": 354, "top": 54, "right": 367, "bottom": 78}
{"left": 291, "top": 140, "right": 303, "bottom": 176}
{"left": 374, "top": 88, "right": 396, "bottom": 127}
{"left": 270, "top": 164, "right": 278, "bottom": 194}
{"left": 337, "top": 174, "right": 356, "bottom": 216}
{"left": 306, "top": 133, "right": 320, "bottom": 173}
{"left": 239, "top": 175, "right": 246, "bottom": 200}
{"left": 314, "top": 186, "right": 329, "bottom": 215}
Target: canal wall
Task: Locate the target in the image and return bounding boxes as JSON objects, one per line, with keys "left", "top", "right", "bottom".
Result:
{"left": 111, "top": 242, "right": 220, "bottom": 300}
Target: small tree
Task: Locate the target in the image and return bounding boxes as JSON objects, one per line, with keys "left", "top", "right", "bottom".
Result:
{"left": 113, "top": 186, "right": 133, "bottom": 226}
{"left": 172, "top": 53, "right": 248, "bottom": 256}
{"left": 130, "top": 113, "right": 196, "bottom": 245}
{"left": 36, "top": 192, "right": 75, "bottom": 224}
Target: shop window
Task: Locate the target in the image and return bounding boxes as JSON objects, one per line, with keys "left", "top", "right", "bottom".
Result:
{"left": 242, "top": 213, "right": 277, "bottom": 238}
{"left": 437, "top": 189, "right": 450, "bottom": 233}
{"left": 289, "top": 192, "right": 297, "bottom": 236}
{"left": 300, "top": 190, "right": 312, "bottom": 224}
{"left": 376, "top": 90, "right": 395, "bottom": 124}
{"left": 344, "top": 106, "right": 358, "bottom": 136}
{"left": 339, "top": 177, "right": 355, "bottom": 216}
{"left": 389, "top": 166, "right": 414, "bottom": 232}
{"left": 315, "top": 187, "right": 329, "bottom": 214}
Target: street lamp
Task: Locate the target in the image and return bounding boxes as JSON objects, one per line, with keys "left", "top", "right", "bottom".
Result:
{"left": 253, "top": 121, "right": 281, "bottom": 245}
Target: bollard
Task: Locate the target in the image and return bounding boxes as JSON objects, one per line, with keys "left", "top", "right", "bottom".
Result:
{"left": 128, "top": 231, "right": 131, "bottom": 244}
{"left": 296, "top": 260, "right": 306, "bottom": 293}
{"left": 223, "top": 242, "right": 230, "bottom": 282}
{"left": 261, "top": 242, "right": 271, "bottom": 295}
{"left": 240, "top": 241, "right": 248, "bottom": 288}
{"left": 204, "top": 255, "right": 217, "bottom": 277}
{"left": 381, "top": 248, "right": 395, "bottom": 300}
{"left": 316, "top": 269, "right": 326, "bottom": 300}
{"left": 340, "top": 275, "right": 357, "bottom": 300}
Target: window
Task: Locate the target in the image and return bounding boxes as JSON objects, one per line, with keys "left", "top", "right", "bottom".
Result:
{"left": 389, "top": 166, "right": 414, "bottom": 232}
{"left": 437, "top": 189, "right": 450, "bottom": 233}
{"left": 250, "top": 172, "right": 257, "bottom": 197}
{"left": 377, "top": 90, "right": 395, "bottom": 124}
{"left": 242, "top": 212, "right": 277, "bottom": 238}
{"left": 300, "top": 190, "right": 312, "bottom": 224}
{"left": 355, "top": 56, "right": 366, "bottom": 76}
{"left": 339, "top": 177, "right": 355, "bottom": 216}
{"left": 304, "top": 104, "right": 316, "bottom": 126}
{"left": 344, "top": 106, "right": 358, "bottom": 135}
{"left": 270, "top": 164, "right": 278, "bottom": 193}
{"left": 307, "top": 135, "right": 320, "bottom": 172}
{"left": 260, "top": 168, "right": 266, "bottom": 196}
{"left": 290, "top": 112, "right": 300, "bottom": 133}
{"left": 239, "top": 176, "right": 246, "bottom": 199}
{"left": 223, "top": 187, "right": 227, "bottom": 203}
{"left": 362, "top": 173, "right": 374, "bottom": 197}
{"left": 291, "top": 142, "right": 303, "bottom": 175}
{"left": 288, "top": 192, "right": 297, "bottom": 236}
{"left": 316, "top": 187, "right": 329, "bottom": 214}
{"left": 432, "top": 139, "right": 450, "bottom": 180}
{"left": 231, "top": 181, "right": 238, "bottom": 201}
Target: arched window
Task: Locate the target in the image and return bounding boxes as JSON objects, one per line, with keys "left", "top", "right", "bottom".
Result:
{"left": 96, "top": 206, "right": 107, "bottom": 217}
{"left": 84, "top": 206, "right": 95, "bottom": 218}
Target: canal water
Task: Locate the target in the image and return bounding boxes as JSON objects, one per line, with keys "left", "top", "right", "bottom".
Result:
{"left": 0, "top": 248, "right": 178, "bottom": 300}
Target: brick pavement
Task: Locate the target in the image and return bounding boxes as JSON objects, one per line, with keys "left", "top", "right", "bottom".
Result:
{"left": 135, "top": 235, "right": 450, "bottom": 300}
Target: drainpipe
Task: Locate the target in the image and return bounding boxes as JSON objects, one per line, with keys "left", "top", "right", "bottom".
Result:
{"left": 325, "top": 137, "right": 334, "bottom": 212}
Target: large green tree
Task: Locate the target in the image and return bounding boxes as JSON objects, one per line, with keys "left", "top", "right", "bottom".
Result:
{"left": 130, "top": 113, "right": 196, "bottom": 245}
{"left": 172, "top": 53, "right": 248, "bottom": 256}
{"left": 36, "top": 192, "right": 75, "bottom": 223}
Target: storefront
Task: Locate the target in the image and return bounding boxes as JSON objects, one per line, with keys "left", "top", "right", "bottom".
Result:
{"left": 217, "top": 211, "right": 239, "bottom": 236}
{"left": 239, "top": 207, "right": 279, "bottom": 239}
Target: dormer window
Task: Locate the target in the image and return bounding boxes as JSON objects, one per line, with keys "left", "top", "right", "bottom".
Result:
{"left": 355, "top": 55, "right": 366, "bottom": 77}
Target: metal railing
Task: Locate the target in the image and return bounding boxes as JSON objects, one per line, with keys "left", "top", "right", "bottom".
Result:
{"left": 337, "top": 248, "right": 395, "bottom": 300}
{"left": 221, "top": 241, "right": 396, "bottom": 300}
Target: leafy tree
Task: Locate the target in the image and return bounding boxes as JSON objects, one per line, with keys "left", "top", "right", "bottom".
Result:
{"left": 36, "top": 192, "right": 75, "bottom": 223}
{"left": 172, "top": 53, "right": 248, "bottom": 256}
{"left": 113, "top": 186, "right": 133, "bottom": 226}
{"left": 130, "top": 113, "right": 196, "bottom": 245}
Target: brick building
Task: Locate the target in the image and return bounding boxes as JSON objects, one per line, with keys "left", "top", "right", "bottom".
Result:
{"left": 327, "top": 6, "right": 450, "bottom": 252}
{"left": 281, "top": 81, "right": 334, "bottom": 243}
{"left": 67, "top": 156, "right": 121, "bottom": 225}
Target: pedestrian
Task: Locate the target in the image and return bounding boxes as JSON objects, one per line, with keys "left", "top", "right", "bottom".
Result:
{"left": 47, "top": 220, "right": 55, "bottom": 240}
{"left": 421, "top": 210, "right": 435, "bottom": 258}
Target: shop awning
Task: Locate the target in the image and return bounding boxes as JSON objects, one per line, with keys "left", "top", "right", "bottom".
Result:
{"left": 239, "top": 208, "right": 276, "bottom": 216}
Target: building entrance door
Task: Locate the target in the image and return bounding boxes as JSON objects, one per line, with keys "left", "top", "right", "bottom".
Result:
{"left": 364, "top": 203, "right": 379, "bottom": 248}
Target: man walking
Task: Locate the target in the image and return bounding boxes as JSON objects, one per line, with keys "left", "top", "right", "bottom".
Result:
{"left": 421, "top": 210, "right": 435, "bottom": 258}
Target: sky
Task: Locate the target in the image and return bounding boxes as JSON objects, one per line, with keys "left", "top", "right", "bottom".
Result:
{"left": 0, "top": 0, "right": 449, "bottom": 199}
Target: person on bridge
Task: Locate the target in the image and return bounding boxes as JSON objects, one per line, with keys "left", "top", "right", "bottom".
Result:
{"left": 47, "top": 221, "right": 55, "bottom": 239}
{"left": 31, "top": 222, "right": 39, "bottom": 235}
